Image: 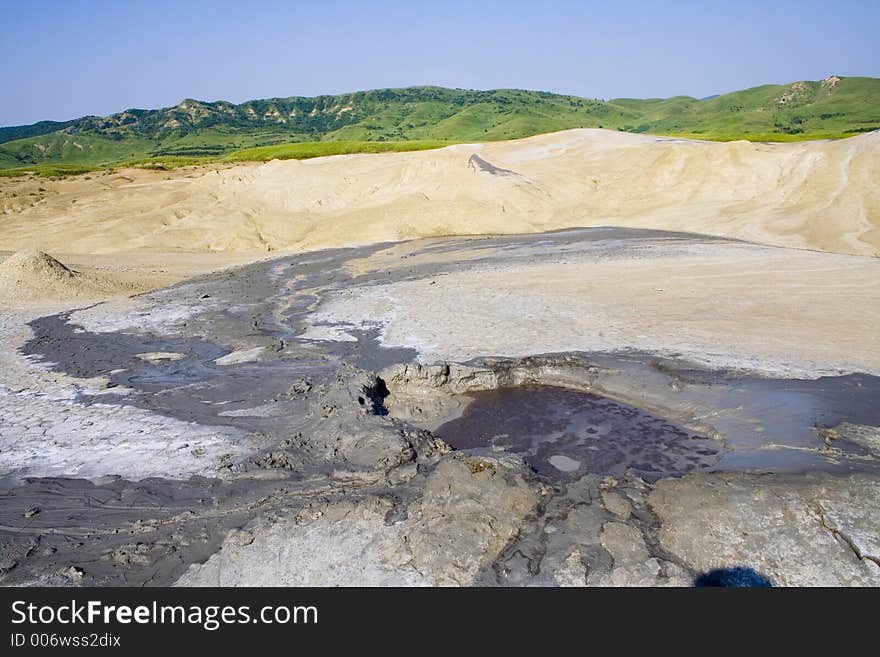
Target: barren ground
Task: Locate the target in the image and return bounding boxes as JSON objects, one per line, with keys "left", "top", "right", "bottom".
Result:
{"left": 1, "top": 130, "right": 879, "bottom": 586}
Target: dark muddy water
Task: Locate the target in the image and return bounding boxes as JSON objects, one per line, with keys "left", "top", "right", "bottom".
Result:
{"left": 435, "top": 385, "right": 720, "bottom": 481}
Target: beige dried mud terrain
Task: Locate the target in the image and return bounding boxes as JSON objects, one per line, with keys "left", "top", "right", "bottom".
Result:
{"left": 1, "top": 130, "right": 879, "bottom": 587}
{"left": 2, "top": 128, "right": 879, "bottom": 257}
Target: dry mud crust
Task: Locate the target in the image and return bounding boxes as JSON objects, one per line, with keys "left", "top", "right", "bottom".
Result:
{"left": 648, "top": 472, "right": 880, "bottom": 586}
{"left": 476, "top": 470, "right": 880, "bottom": 587}
{"left": 314, "top": 235, "right": 880, "bottom": 378}
{"left": 174, "top": 466, "right": 880, "bottom": 587}
{"left": 3, "top": 129, "right": 879, "bottom": 256}
{"left": 2, "top": 227, "right": 879, "bottom": 586}
{"left": 177, "top": 451, "right": 537, "bottom": 586}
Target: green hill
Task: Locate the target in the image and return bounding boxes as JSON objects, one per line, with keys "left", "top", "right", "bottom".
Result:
{"left": 1, "top": 76, "right": 878, "bottom": 175}
{"left": 611, "top": 75, "right": 880, "bottom": 138}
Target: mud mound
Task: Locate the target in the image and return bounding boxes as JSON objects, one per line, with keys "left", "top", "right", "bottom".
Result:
{"left": 0, "top": 250, "right": 79, "bottom": 282}
{"left": 0, "top": 250, "right": 146, "bottom": 303}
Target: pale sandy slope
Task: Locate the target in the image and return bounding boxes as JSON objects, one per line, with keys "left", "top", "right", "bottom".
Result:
{"left": 1, "top": 129, "right": 878, "bottom": 257}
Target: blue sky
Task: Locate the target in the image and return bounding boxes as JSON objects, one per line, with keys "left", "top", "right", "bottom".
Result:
{"left": 2, "top": 0, "right": 878, "bottom": 126}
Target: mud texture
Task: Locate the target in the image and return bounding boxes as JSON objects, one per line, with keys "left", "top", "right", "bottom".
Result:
{"left": 2, "top": 228, "right": 879, "bottom": 586}
{"left": 435, "top": 385, "right": 720, "bottom": 481}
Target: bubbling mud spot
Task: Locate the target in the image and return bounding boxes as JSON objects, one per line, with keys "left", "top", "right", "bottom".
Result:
{"left": 434, "top": 385, "right": 720, "bottom": 481}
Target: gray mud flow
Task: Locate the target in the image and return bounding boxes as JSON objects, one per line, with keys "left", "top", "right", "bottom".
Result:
{"left": 16, "top": 227, "right": 718, "bottom": 433}
{"left": 19, "top": 244, "right": 414, "bottom": 433}
{"left": 591, "top": 355, "right": 880, "bottom": 473}
{"left": 3, "top": 227, "right": 879, "bottom": 586}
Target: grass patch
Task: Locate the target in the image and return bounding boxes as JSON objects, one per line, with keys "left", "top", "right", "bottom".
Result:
{"left": 0, "top": 163, "right": 103, "bottom": 178}
{"left": 125, "top": 156, "right": 218, "bottom": 170}
{"left": 222, "top": 139, "right": 455, "bottom": 162}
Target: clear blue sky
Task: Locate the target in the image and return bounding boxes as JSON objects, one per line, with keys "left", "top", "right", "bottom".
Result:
{"left": 2, "top": 0, "right": 878, "bottom": 126}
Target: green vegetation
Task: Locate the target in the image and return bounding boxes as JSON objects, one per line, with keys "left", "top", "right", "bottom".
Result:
{"left": 613, "top": 76, "right": 880, "bottom": 138}
{"left": 1, "top": 77, "right": 877, "bottom": 176}
{"left": 0, "top": 163, "right": 103, "bottom": 178}
{"left": 0, "top": 141, "right": 455, "bottom": 177}
{"left": 222, "top": 139, "right": 454, "bottom": 162}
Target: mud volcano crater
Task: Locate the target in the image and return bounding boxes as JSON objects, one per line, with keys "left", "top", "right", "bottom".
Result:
{"left": 434, "top": 385, "right": 719, "bottom": 481}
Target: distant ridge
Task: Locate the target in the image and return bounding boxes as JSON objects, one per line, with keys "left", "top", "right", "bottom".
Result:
{"left": 1, "top": 76, "right": 878, "bottom": 173}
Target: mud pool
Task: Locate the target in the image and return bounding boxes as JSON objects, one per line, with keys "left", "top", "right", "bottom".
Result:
{"left": 435, "top": 385, "right": 720, "bottom": 481}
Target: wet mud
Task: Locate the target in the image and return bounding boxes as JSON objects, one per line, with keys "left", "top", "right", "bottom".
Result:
{"left": 435, "top": 385, "right": 719, "bottom": 481}
{"left": 2, "top": 227, "right": 878, "bottom": 586}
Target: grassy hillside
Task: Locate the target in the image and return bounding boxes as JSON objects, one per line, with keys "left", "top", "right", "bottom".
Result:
{"left": 612, "top": 76, "right": 880, "bottom": 137}
{"left": 1, "top": 76, "right": 877, "bottom": 175}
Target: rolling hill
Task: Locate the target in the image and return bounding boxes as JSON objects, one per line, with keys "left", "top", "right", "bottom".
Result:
{"left": 1, "top": 76, "right": 878, "bottom": 174}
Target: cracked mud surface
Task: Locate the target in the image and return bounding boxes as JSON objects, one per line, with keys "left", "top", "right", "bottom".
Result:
{"left": 2, "top": 228, "right": 879, "bottom": 586}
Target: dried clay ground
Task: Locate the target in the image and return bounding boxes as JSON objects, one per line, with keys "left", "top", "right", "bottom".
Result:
{"left": 1, "top": 129, "right": 879, "bottom": 586}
